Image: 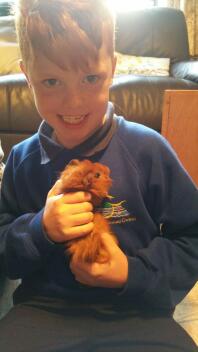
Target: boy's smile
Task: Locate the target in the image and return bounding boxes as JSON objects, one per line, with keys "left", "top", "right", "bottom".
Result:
{"left": 21, "top": 44, "right": 116, "bottom": 149}
{"left": 59, "top": 114, "right": 88, "bottom": 125}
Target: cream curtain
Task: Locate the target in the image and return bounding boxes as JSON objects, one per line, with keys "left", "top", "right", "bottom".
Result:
{"left": 165, "top": 0, "right": 198, "bottom": 56}
{"left": 166, "top": 0, "right": 181, "bottom": 8}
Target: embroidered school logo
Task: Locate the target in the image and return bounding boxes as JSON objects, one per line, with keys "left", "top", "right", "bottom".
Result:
{"left": 97, "top": 199, "right": 136, "bottom": 225}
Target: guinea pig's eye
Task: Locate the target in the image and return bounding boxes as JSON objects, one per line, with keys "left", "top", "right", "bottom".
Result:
{"left": 95, "top": 172, "right": 100, "bottom": 178}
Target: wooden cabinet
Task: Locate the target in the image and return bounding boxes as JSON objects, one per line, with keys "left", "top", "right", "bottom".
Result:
{"left": 162, "top": 90, "right": 198, "bottom": 186}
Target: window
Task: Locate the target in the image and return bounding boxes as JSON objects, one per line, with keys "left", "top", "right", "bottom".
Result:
{"left": 0, "top": 1, "right": 14, "bottom": 16}
{"left": 107, "top": 0, "right": 156, "bottom": 12}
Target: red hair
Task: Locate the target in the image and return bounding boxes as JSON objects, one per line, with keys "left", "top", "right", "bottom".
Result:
{"left": 15, "top": 0, "right": 115, "bottom": 71}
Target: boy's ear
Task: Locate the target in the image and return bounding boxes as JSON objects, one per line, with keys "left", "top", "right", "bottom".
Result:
{"left": 19, "top": 60, "right": 32, "bottom": 88}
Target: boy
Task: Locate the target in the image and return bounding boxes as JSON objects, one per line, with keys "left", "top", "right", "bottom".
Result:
{"left": 0, "top": 0, "right": 197, "bottom": 351}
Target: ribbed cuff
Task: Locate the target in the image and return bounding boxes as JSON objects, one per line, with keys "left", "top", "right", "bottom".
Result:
{"left": 29, "top": 209, "right": 56, "bottom": 254}
{"left": 117, "top": 256, "right": 155, "bottom": 298}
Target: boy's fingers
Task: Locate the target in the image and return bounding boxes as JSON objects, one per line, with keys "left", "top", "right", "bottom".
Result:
{"left": 60, "top": 202, "right": 93, "bottom": 215}
{"left": 64, "top": 222, "right": 94, "bottom": 240}
{"left": 61, "top": 192, "right": 91, "bottom": 204}
{"left": 70, "top": 212, "right": 94, "bottom": 226}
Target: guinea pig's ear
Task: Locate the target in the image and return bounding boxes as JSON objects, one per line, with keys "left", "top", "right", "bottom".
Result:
{"left": 68, "top": 159, "right": 80, "bottom": 167}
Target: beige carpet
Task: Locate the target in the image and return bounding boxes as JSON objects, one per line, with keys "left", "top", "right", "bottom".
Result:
{"left": 174, "top": 282, "right": 198, "bottom": 345}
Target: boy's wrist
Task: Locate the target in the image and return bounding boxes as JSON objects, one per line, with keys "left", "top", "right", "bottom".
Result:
{"left": 42, "top": 224, "right": 56, "bottom": 245}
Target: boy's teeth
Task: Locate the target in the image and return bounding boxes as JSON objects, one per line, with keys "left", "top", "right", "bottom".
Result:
{"left": 61, "top": 115, "right": 86, "bottom": 124}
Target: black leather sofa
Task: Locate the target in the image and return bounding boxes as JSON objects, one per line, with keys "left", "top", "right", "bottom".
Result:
{"left": 111, "top": 7, "right": 198, "bottom": 129}
{"left": 0, "top": 7, "right": 198, "bottom": 160}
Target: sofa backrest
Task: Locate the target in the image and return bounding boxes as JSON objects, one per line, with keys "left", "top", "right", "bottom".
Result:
{"left": 0, "top": 7, "right": 190, "bottom": 76}
{"left": 115, "top": 7, "right": 189, "bottom": 62}
{"left": 0, "top": 74, "right": 41, "bottom": 160}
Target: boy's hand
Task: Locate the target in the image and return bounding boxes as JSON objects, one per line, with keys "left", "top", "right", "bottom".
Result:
{"left": 70, "top": 233, "right": 128, "bottom": 288}
{"left": 42, "top": 180, "right": 94, "bottom": 243}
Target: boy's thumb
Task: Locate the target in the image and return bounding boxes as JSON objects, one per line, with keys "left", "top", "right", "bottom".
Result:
{"left": 101, "top": 232, "right": 119, "bottom": 253}
{"left": 48, "top": 180, "right": 63, "bottom": 197}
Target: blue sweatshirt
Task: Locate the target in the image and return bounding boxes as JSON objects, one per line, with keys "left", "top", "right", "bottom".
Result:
{"left": 0, "top": 109, "right": 198, "bottom": 310}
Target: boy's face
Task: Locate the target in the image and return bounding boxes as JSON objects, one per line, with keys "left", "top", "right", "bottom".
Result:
{"left": 21, "top": 43, "right": 116, "bottom": 149}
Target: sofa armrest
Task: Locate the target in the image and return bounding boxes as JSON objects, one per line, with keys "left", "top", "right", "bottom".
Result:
{"left": 171, "top": 60, "right": 198, "bottom": 84}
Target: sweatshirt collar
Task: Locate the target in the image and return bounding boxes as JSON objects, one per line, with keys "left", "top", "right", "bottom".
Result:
{"left": 39, "top": 102, "right": 117, "bottom": 164}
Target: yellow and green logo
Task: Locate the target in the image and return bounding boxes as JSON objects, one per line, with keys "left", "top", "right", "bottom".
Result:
{"left": 97, "top": 199, "right": 136, "bottom": 225}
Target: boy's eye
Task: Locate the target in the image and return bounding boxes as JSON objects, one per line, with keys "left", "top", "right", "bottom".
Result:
{"left": 83, "top": 75, "right": 100, "bottom": 84}
{"left": 42, "top": 79, "right": 61, "bottom": 87}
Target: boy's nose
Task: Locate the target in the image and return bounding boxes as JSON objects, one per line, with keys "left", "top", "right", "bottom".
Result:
{"left": 62, "top": 89, "right": 84, "bottom": 109}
